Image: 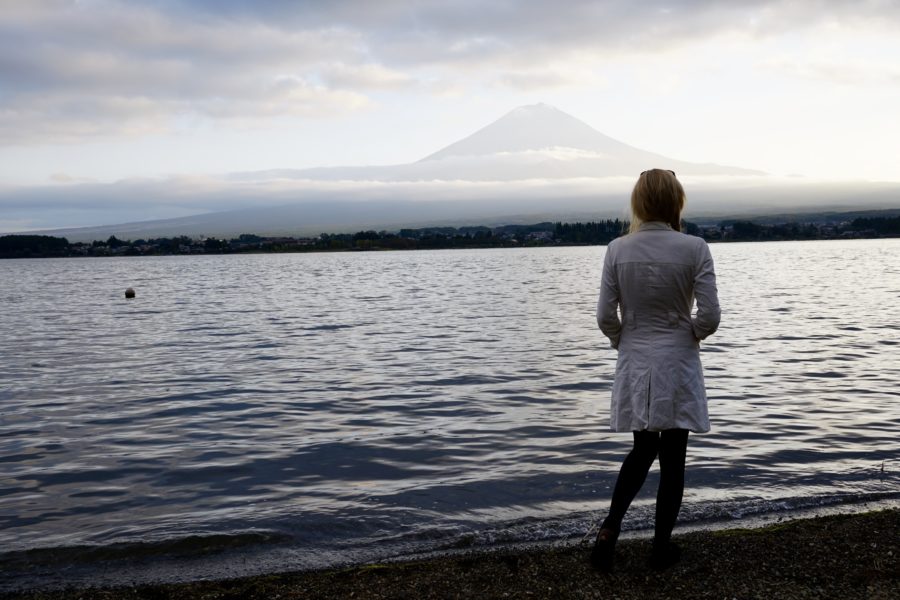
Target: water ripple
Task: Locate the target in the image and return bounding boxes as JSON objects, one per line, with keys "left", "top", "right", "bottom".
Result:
{"left": 1, "top": 241, "right": 899, "bottom": 588}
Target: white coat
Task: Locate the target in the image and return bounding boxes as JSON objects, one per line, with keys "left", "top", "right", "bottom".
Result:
{"left": 597, "top": 221, "right": 720, "bottom": 433}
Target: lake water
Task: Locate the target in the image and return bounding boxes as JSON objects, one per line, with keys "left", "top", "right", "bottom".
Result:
{"left": 1, "top": 240, "right": 898, "bottom": 590}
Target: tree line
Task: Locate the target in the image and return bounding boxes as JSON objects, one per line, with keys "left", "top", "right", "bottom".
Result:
{"left": 2, "top": 215, "right": 899, "bottom": 258}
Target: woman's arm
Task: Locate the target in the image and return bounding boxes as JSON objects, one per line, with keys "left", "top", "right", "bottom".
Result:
{"left": 692, "top": 240, "right": 721, "bottom": 340}
{"left": 597, "top": 246, "right": 622, "bottom": 349}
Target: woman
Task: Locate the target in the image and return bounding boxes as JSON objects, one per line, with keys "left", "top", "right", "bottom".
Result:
{"left": 592, "top": 168, "right": 720, "bottom": 571}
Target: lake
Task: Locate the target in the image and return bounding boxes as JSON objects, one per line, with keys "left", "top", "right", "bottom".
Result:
{"left": 1, "top": 240, "right": 898, "bottom": 590}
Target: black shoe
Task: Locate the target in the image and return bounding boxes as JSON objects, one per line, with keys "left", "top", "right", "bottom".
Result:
{"left": 590, "top": 527, "right": 619, "bottom": 572}
{"left": 648, "top": 540, "right": 681, "bottom": 570}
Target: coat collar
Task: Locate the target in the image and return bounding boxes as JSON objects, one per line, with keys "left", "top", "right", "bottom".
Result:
{"left": 637, "top": 221, "right": 673, "bottom": 231}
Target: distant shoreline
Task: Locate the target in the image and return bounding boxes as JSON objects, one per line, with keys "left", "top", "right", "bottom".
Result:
{"left": 2, "top": 211, "right": 900, "bottom": 259}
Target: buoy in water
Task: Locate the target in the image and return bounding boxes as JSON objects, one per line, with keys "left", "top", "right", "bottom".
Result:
{"left": 125, "top": 287, "right": 135, "bottom": 299}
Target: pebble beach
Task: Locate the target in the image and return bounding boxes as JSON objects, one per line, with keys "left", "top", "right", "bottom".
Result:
{"left": 3, "top": 508, "right": 896, "bottom": 600}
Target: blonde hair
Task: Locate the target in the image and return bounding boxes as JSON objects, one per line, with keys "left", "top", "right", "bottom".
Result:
{"left": 629, "top": 169, "right": 685, "bottom": 234}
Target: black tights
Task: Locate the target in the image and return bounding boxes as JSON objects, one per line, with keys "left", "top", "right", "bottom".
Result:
{"left": 601, "top": 429, "right": 689, "bottom": 543}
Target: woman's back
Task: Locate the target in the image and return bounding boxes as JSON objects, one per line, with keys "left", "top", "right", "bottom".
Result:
{"left": 597, "top": 220, "right": 719, "bottom": 433}
{"left": 598, "top": 222, "right": 719, "bottom": 353}
{"left": 603, "top": 222, "right": 718, "bottom": 350}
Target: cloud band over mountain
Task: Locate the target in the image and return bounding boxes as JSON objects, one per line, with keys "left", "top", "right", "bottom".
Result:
{"left": 3, "top": 103, "right": 899, "bottom": 239}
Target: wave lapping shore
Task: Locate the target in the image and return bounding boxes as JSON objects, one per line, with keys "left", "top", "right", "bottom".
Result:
{"left": 2, "top": 509, "right": 897, "bottom": 600}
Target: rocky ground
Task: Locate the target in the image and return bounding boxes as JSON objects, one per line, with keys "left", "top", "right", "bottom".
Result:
{"left": 3, "top": 509, "right": 897, "bottom": 600}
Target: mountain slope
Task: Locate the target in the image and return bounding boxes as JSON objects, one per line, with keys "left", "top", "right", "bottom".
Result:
{"left": 422, "top": 103, "right": 653, "bottom": 161}
{"left": 229, "top": 103, "right": 764, "bottom": 182}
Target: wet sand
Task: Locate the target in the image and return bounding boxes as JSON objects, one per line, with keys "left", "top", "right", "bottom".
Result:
{"left": 3, "top": 509, "right": 897, "bottom": 599}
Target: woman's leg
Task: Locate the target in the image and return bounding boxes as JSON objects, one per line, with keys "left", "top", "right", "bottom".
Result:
{"left": 654, "top": 428, "right": 689, "bottom": 543}
{"left": 601, "top": 430, "right": 660, "bottom": 532}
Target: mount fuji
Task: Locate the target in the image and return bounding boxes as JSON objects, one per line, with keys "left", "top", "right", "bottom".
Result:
{"left": 231, "top": 103, "right": 763, "bottom": 183}
{"left": 420, "top": 103, "right": 762, "bottom": 176}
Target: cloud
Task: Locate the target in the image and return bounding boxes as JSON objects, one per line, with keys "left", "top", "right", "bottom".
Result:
{"left": 49, "top": 172, "right": 97, "bottom": 184}
{"left": 494, "top": 70, "right": 586, "bottom": 91}
{"left": 0, "top": 1, "right": 371, "bottom": 144}
{"left": 321, "top": 63, "right": 417, "bottom": 90}
{"left": 0, "top": 173, "right": 626, "bottom": 231}
{"left": 2, "top": 1, "right": 900, "bottom": 146}
{"left": 761, "top": 57, "right": 900, "bottom": 86}
{"left": 5, "top": 168, "right": 900, "bottom": 236}
{"left": 151, "top": 1, "right": 899, "bottom": 66}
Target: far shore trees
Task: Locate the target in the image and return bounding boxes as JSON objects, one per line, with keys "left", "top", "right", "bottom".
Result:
{"left": 2, "top": 211, "right": 899, "bottom": 259}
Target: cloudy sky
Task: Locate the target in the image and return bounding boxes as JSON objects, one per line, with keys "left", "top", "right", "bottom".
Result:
{"left": 2, "top": 0, "right": 900, "bottom": 231}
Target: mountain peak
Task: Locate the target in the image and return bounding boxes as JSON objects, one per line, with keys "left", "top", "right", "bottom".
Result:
{"left": 507, "top": 102, "right": 565, "bottom": 116}
{"left": 420, "top": 103, "right": 637, "bottom": 162}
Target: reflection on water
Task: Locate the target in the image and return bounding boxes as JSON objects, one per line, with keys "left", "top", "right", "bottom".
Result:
{"left": 1, "top": 240, "right": 898, "bottom": 586}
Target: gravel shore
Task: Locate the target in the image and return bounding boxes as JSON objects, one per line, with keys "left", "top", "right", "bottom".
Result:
{"left": 3, "top": 509, "right": 897, "bottom": 599}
